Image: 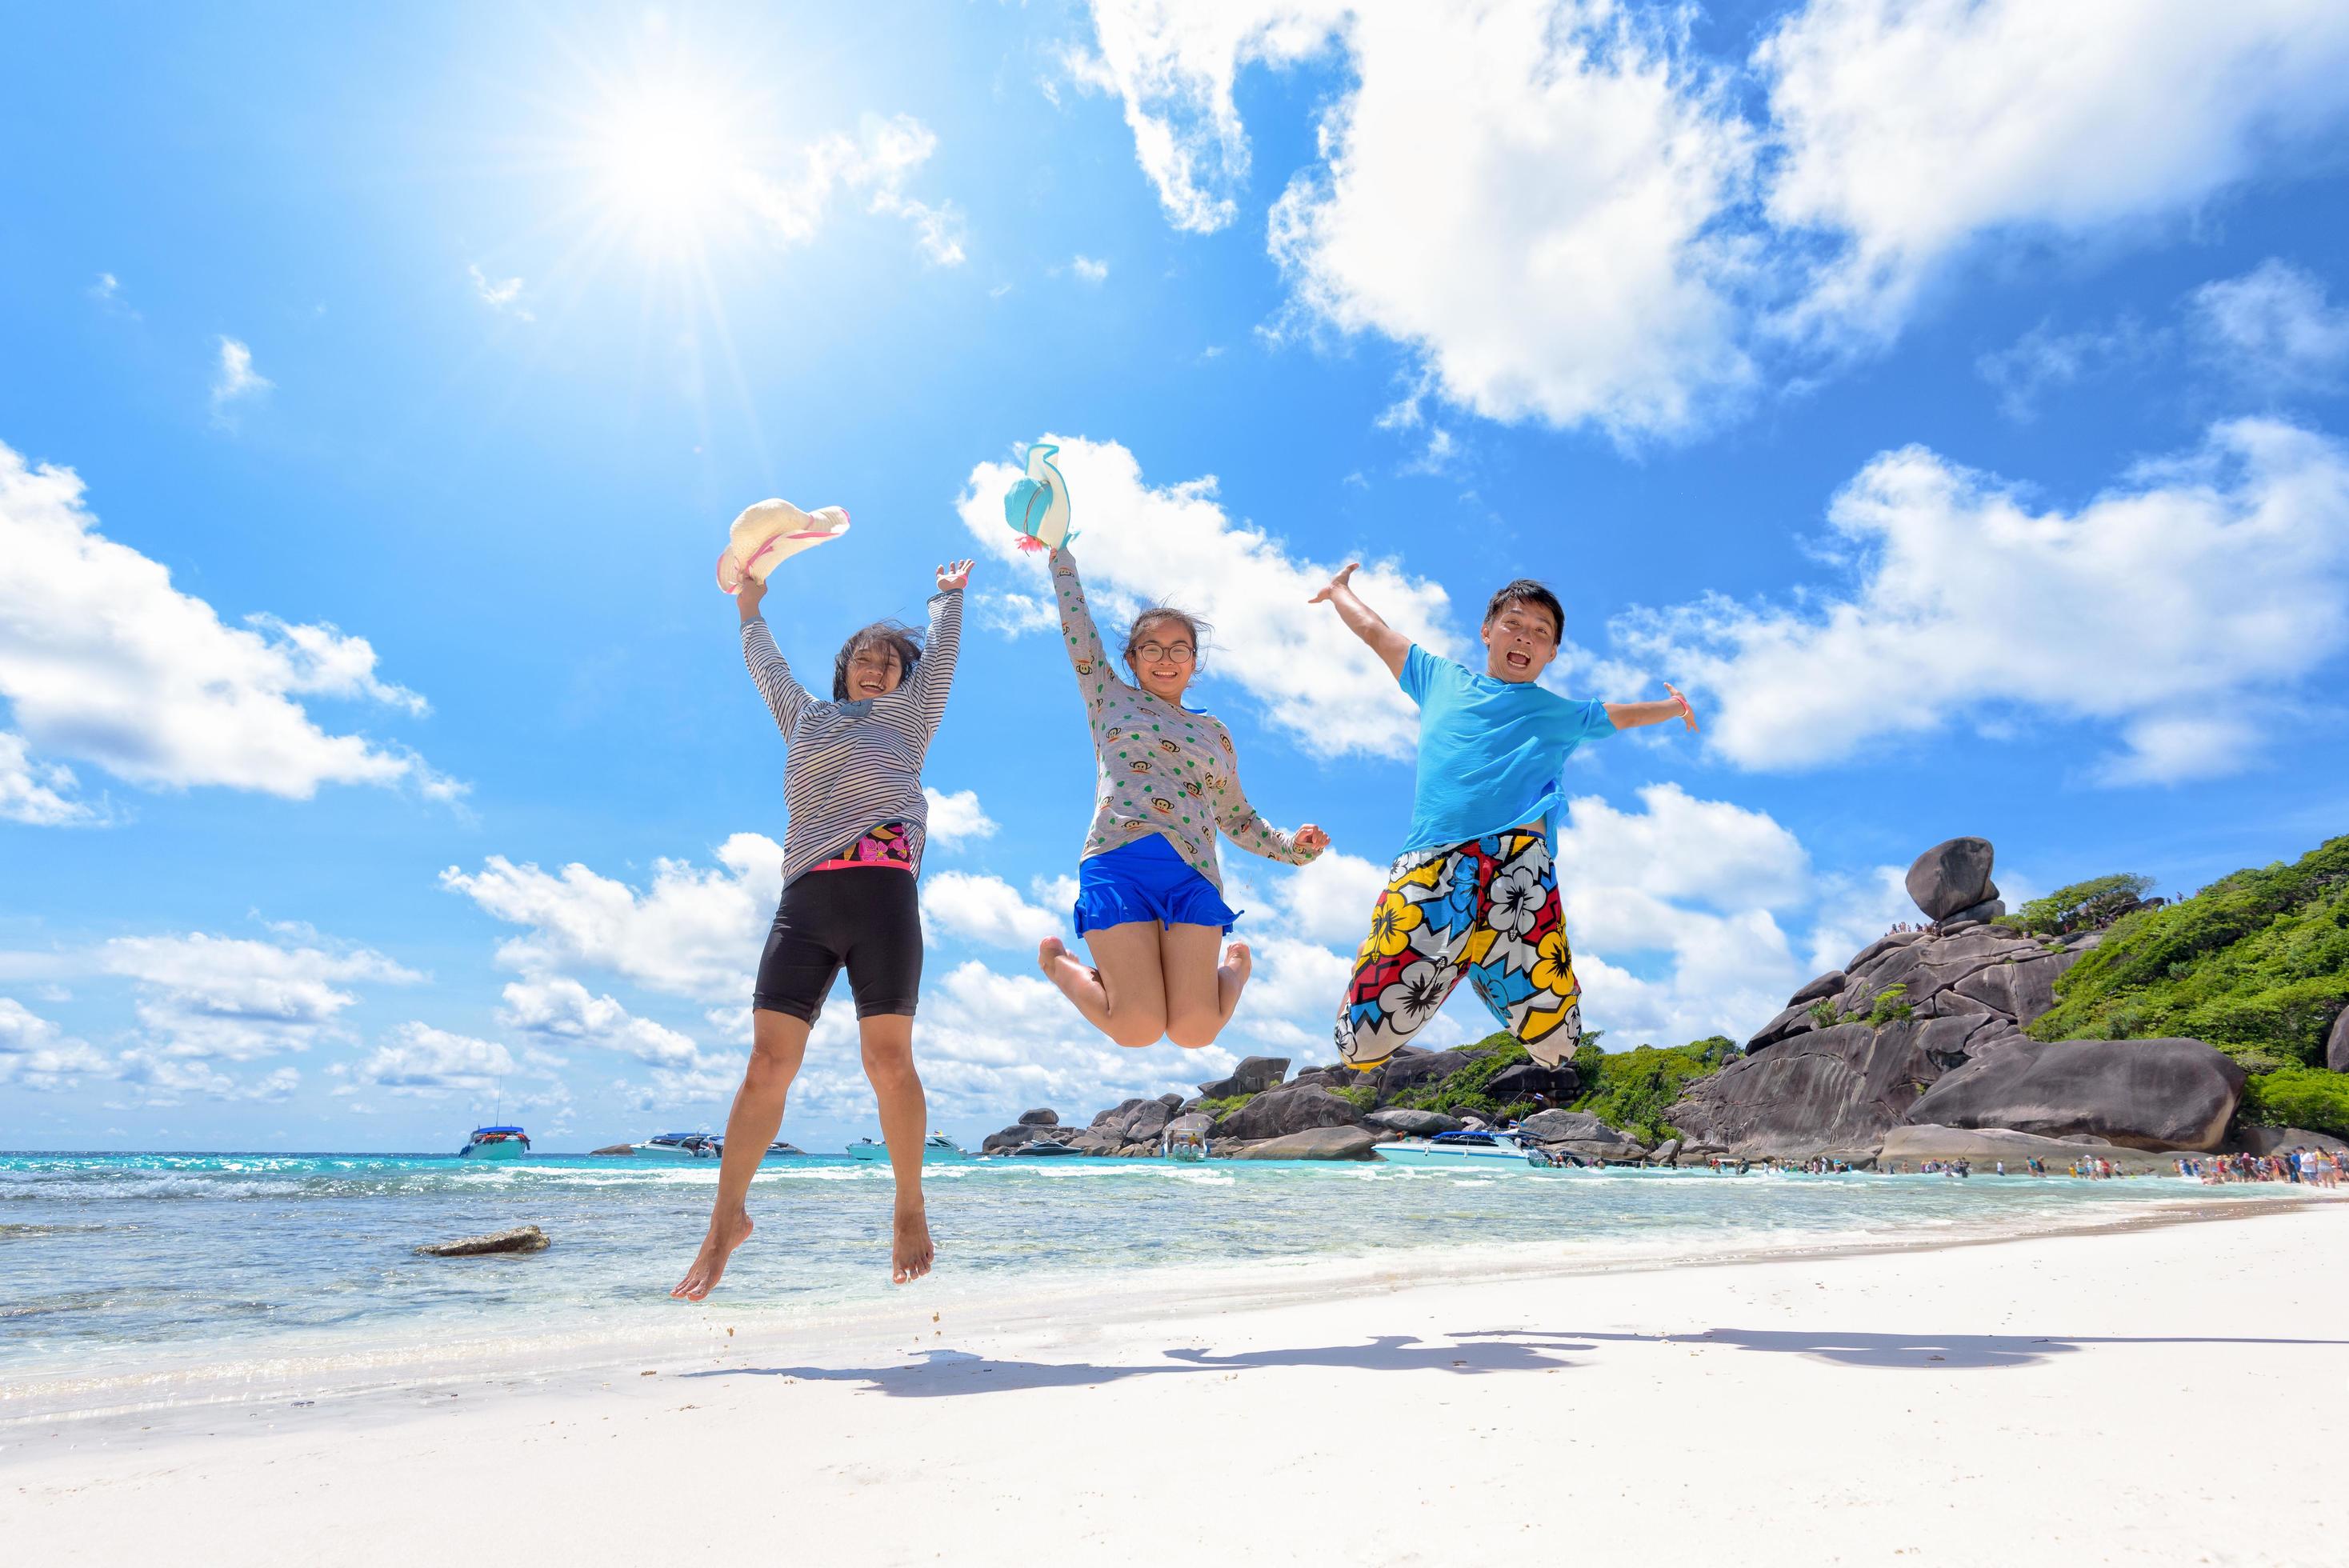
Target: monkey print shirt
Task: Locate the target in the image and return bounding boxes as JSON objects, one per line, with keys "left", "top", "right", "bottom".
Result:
{"left": 1050, "top": 547, "right": 1314, "bottom": 893}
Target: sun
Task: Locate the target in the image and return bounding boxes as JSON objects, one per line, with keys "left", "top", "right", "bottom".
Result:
{"left": 590, "top": 82, "right": 754, "bottom": 257}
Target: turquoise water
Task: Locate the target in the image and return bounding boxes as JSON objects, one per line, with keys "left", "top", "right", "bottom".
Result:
{"left": 0, "top": 1150, "right": 2311, "bottom": 1397}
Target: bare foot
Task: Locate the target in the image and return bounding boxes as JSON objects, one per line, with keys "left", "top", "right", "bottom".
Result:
{"left": 892, "top": 1206, "right": 934, "bottom": 1286}
{"left": 670, "top": 1211, "right": 754, "bottom": 1302}
{"left": 1037, "top": 935, "right": 1067, "bottom": 977}
{"left": 1221, "top": 940, "right": 1253, "bottom": 988}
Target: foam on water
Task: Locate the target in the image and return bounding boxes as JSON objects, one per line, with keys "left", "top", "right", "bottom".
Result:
{"left": 0, "top": 1150, "right": 2319, "bottom": 1421}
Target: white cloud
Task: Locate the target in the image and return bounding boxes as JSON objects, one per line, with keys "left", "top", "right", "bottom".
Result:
{"left": 441, "top": 834, "right": 785, "bottom": 1002}
{"left": 498, "top": 976, "right": 700, "bottom": 1067}
{"left": 742, "top": 113, "right": 966, "bottom": 266}
{"left": 922, "top": 786, "right": 998, "bottom": 847}
{"left": 100, "top": 933, "right": 418, "bottom": 1063}
{"left": 210, "top": 336, "right": 271, "bottom": 424}
{"left": 1268, "top": 847, "right": 1387, "bottom": 947}
{"left": 1615, "top": 418, "right": 2349, "bottom": 784}
{"left": 114, "top": 1058, "right": 299, "bottom": 1106}
{"left": 0, "top": 440, "right": 456, "bottom": 808}
{"left": 922, "top": 871, "right": 1062, "bottom": 949}
{"left": 957, "top": 434, "right": 1463, "bottom": 758}
{"left": 468, "top": 263, "right": 534, "bottom": 322}
{"left": 1264, "top": 2, "right": 1759, "bottom": 440}
{"left": 1070, "top": 254, "right": 1110, "bottom": 284}
{"left": 2188, "top": 258, "right": 2349, "bottom": 392}
{"left": 1759, "top": 0, "right": 2349, "bottom": 342}
{"left": 0, "top": 997, "right": 113, "bottom": 1090}
{"left": 0, "top": 732, "right": 96, "bottom": 826}
{"left": 1078, "top": 2, "right": 2349, "bottom": 439}
{"left": 342, "top": 1022, "right": 515, "bottom": 1098}
{"left": 1975, "top": 318, "right": 2159, "bottom": 422}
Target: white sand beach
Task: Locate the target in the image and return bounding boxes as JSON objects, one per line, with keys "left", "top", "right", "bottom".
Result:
{"left": 6, "top": 1200, "right": 2343, "bottom": 1566}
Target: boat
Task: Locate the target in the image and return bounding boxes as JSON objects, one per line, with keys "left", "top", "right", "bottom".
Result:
{"left": 1371, "top": 1129, "right": 1536, "bottom": 1166}
{"left": 710, "top": 1136, "right": 806, "bottom": 1158}
{"left": 1163, "top": 1129, "right": 1209, "bottom": 1162}
{"left": 1008, "top": 1139, "right": 1084, "bottom": 1158}
{"left": 458, "top": 1125, "right": 530, "bottom": 1159}
{"left": 634, "top": 1130, "right": 720, "bottom": 1158}
{"left": 846, "top": 1133, "right": 972, "bottom": 1162}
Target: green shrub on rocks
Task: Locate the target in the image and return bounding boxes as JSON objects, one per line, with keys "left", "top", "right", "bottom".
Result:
{"left": 2009, "top": 874, "right": 2156, "bottom": 936}
{"left": 1393, "top": 1038, "right": 1530, "bottom": 1117}
{"left": 1567, "top": 1038, "right": 1735, "bottom": 1142}
{"left": 2031, "top": 834, "right": 2349, "bottom": 1066}
{"left": 1195, "top": 1092, "right": 1256, "bottom": 1121}
{"left": 2239, "top": 1066, "right": 2349, "bottom": 1138}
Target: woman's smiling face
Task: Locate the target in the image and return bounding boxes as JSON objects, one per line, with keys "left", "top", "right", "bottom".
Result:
{"left": 846, "top": 644, "right": 904, "bottom": 698}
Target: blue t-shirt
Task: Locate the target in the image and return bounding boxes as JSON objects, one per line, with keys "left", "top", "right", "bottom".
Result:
{"left": 1397, "top": 644, "right": 1615, "bottom": 854}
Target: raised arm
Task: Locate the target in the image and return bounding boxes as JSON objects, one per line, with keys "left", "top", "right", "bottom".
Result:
{"left": 736, "top": 573, "right": 811, "bottom": 735}
{"left": 1207, "top": 723, "right": 1330, "bottom": 866}
{"left": 892, "top": 559, "right": 970, "bottom": 744}
{"left": 1308, "top": 563, "right": 1410, "bottom": 679}
{"left": 1603, "top": 683, "right": 1700, "bottom": 734}
{"left": 1049, "top": 546, "right": 1117, "bottom": 719}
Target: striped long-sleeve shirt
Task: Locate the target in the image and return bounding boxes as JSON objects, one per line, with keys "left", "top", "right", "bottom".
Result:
{"left": 1050, "top": 547, "right": 1313, "bottom": 893}
{"left": 744, "top": 588, "right": 962, "bottom": 889}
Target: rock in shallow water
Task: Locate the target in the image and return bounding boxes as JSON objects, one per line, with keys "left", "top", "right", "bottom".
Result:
{"left": 416, "top": 1226, "right": 550, "bottom": 1258}
{"left": 1903, "top": 1037, "right": 2245, "bottom": 1151}
{"left": 1225, "top": 1126, "right": 1383, "bottom": 1160}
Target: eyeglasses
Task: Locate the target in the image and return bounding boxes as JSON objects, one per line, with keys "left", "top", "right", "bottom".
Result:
{"left": 1134, "top": 642, "right": 1196, "bottom": 664}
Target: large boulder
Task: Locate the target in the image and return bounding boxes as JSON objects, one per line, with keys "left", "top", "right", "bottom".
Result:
{"left": 1227, "top": 1126, "right": 1385, "bottom": 1161}
{"left": 1667, "top": 1016, "right": 2013, "bottom": 1158}
{"left": 1906, "top": 838, "right": 1997, "bottom": 921}
{"left": 1090, "top": 1097, "right": 1153, "bottom": 1130}
{"left": 1879, "top": 1124, "right": 2176, "bottom": 1174}
{"left": 1939, "top": 896, "right": 2007, "bottom": 930}
{"left": 1064, "top": 1130, "right": 1122, "bottom": 1156}
{"left": 1485, "top": 1062, "right": 1581, "bottom": 1104}
{"left": 2238, "top": 1126, "right": 2349, "bottom": 1158}
{"left": 2329, "top": 1007, "right": 2349, "bottom": 1074}
{"left": 1518, "top": 1109, "right": 1648, "bottom": 1162}
{"left": 416, "top": 1225, "right": 549, "bottom": 1258}
{"left": 1213, "top": 1084, "right": 1363, "bottom": 1141}
{"left": 1090, "top": 1097, "right": 1174, "bottom": 1143}
{"left": 1790, "top": 970, "right": 1847, "bottom": 1006}
{"left": 1649, "top": 1138, "right": 1683, "bottom": 1166}
{"left": 1903, "top": 1037, "right": 2245, "bottom": 1151}
{"left": 1376, "top": 1049, "right": 1471, "bottom": 1098}
{"left": 1017, "top": 1107, "right": 1060, "bottom": 1126}
{"left": 1366, "top": 1106, "right": 1464, "bottom": 1136}
{"left": 1197, "top": 1055, "right": 1291, "bottom": 1099}
{"left": 982, "top": 1122, "right": 1076, "bottom": 1154}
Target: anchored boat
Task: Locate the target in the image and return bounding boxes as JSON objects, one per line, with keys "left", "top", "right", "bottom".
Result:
{"left": 634, "top": 1130, "right": 720, "bottom": 1158}
{"left": 458, "top": 1125, "right": 530, "bottom": 1160}
{"left": 1371, "top": 1129, "right": 1538, "bottom": 1166}
{"left": 846, "top": 1133, "right": 972, "bottom": 1162}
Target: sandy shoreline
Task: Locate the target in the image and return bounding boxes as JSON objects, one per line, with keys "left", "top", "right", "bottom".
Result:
{"left": 5, "top": 1196, "right": 2343, "bottom": 1564}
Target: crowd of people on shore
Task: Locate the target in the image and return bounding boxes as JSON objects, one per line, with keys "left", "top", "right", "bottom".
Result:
{"left": 2179, "top": 1148, "right": 2343, "bottom": 1186}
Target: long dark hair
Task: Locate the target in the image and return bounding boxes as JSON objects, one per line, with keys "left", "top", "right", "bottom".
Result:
{"left": 832, "top": 621, "right": 923, "bottom": 700}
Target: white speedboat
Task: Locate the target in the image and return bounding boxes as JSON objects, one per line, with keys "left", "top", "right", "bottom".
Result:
{"left": 846, "top": 1133, "right": 971, "bottom": 1163}
{"left": 634, "top": 1130, "right": 719, "bottom": 1158}
{"left": 1373, "top": 1129, "right": 1536, "bottom": 1166}
{"left": 458, "top": 1125, "right": 530, "bottom": 1160}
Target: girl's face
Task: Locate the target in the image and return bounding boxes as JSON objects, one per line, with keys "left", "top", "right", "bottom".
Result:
{"left": 1126, "top": 618, "right": 1196, "bottom": 705}
{"left": 847, "top": 643, "right": 905, "bottom": 698}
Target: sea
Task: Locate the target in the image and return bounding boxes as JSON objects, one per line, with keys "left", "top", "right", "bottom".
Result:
{"left": 0, "top": 1150, "right": 2317, "bottom": 1423}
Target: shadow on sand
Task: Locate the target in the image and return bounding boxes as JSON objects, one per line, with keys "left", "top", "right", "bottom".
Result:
{"left": 685, "top": 1326, "right": 2347, "bottom": 1395}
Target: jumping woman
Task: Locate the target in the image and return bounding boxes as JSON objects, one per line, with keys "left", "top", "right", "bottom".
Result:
{"left": 1034, "top": 543, "right": 1329, "bottom": 1048}
{"left": 673, "top": 550, "right": 973, "bottom": 1299}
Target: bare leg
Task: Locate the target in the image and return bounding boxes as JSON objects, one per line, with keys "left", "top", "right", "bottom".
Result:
{"left": 1040, "top": 922, "right": 1168, "bottom": 1048}
{"left": 1162, "top": 926, "right": 1245, "bottom": 1048}
{"left": 859, "top": 1014, "right": 934, "bottom": 1285}
{"left": 672, "top": 1009, "right": 809, "bottom": 1301}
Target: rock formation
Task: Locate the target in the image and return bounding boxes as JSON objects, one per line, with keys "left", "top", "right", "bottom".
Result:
{"left": 416, "top": 1225, "right": 550, "bottom": 1258}
{"left": 1197, "top": 1056, "right": 1291, "bottom": 1098}
{"left": 2330, "top": 1007, "right": 2349, "bottom": 1074}
{"left": 1671, "top": 835, "right": 2250, "bottom": 1160}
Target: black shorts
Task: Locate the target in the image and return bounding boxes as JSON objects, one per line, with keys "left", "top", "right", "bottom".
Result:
{"left": 753, "top": 868, "right": 922, "bottom": 1022}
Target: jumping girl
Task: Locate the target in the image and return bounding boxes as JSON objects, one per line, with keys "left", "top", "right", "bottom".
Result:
{"left": 673, "top": 551, "right": 973, "bottom": 1299}
{"left": 1034, "top": 543, "right": 1329, "bottom": 1048}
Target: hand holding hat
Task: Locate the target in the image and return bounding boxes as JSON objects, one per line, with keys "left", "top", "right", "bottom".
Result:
{"left": 715, "top": 498, "right": 851, "bottom": 592}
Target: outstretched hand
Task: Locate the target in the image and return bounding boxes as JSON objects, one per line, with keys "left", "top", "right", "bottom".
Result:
{"left": 937, "top": 558, "right": 975, "bottom": 592}
{"left": 1308, "top": 563, "right": 1359, "bottom": 605}
{"left": 1664, "top": 682, "right": 1699, "bottom": 732}
{"left": 1294, "top": 824, "right": 1331, "bottom": 859}
{"left": 734, "top": 573, "right": 768, "bottom": 622}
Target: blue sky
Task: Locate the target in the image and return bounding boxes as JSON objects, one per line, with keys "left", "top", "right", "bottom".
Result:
{"left": 5, "top": 0, "right": 2347, "bottom": 1152}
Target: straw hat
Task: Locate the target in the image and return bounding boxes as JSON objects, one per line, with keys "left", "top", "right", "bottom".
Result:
{"left": 715, "top": 499, "right": 851, "bottom": 592}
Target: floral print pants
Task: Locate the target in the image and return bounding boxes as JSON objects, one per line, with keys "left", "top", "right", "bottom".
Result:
{"left": 1335, "top": 830, "right": 1583, "bottom": 1071}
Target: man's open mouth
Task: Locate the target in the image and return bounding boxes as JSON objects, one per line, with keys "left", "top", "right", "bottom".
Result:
{"left": 1505, "top": 651, "right": 1530, "bottom": 668}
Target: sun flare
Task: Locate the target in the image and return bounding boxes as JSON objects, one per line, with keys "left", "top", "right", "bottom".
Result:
{"left": 590, "top": 84, "right": 752, "bottom": 255}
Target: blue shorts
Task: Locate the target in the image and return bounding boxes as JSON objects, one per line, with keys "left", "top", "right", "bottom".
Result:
{"left": 1073, "top": 834, "right": 1240, "bottom": 937}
